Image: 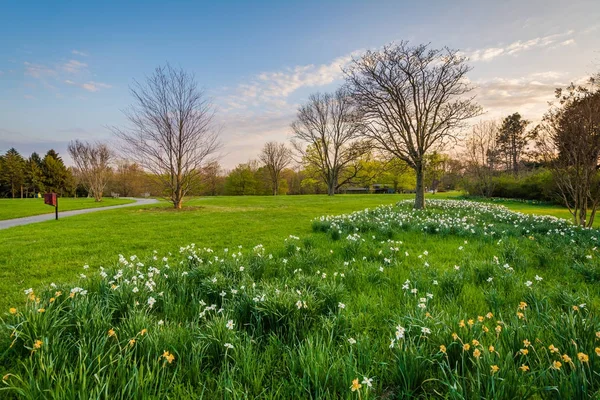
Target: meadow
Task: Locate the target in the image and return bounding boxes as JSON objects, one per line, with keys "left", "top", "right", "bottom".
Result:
{"left": 0, "top": 197, "right": 135, "bottom": 221}
{"left": 1, "top": 195, "right": 599, "bottom": 398}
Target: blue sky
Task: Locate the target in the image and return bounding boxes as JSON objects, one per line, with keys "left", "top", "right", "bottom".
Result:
{"left": 1, "top": 0, "right": 599, "bottom": 167}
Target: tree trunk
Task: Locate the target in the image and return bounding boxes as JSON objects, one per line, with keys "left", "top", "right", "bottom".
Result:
{"left": 414, "top": 163, "right": 425, "bottom": 209}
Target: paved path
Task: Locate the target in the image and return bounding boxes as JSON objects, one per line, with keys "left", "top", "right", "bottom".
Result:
{"left": 0, "top": 198, "right": 159, "bottom": 230}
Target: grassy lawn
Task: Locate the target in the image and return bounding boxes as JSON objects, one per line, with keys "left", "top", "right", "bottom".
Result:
{"left": 1, "top": 197, "right": 598, "bottom": 398}
{"left": 0, "top": 192, "right": 593, "bottom": 313}
{"left": 0, "top": 197, "right": 136, "bottom": 220}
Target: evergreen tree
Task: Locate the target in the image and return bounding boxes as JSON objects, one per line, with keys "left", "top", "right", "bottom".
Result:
{"left": 496, "top": 113, "right": 532, "bottom": 175}
{"left": 0, "top": 148, "right": 26, "bottom": 198}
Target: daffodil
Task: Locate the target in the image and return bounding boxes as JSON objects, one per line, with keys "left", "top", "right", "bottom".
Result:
{"left": 473, "top": 348, "right": 481, "bottom": 358}
{"left": 490, "top": 365, "right": 499, "bottom": 374}
{"left": 463, "top": 343, "right": 470, "bottom": 351}
{"left": 519, "top": 364, "right": 530, "bottom": 372}
{"left": 33, "top": 339, "right": 43, "bottom": 349}
{"left": 440, "top": 344, "right": 447, "bottom": 354}
{"left": 562, "top": 354, "right": 571, "bottom": 363}
{"left": 108, "top": 329, "right": 116, "bottom": 337}
{"left": 552, "top": 360, "right": 562, "bottom": 370}
{"left": 577, "top": 352, "right": 589, "bottom": 363}
{"left": 350, "top": 378, "right": 362, "bottom": 392}
{"left": 548, "top": 344, "right": 559, "bottom": 353}
{"left": 595, "top": 347, "right": 600, "bottom": 357}
{"left": 523, "top": 339, "right": 530, "bottom": 347}
{"left": 519, "top": 349, "right": 529, "bottom": 355}
{"left": 162, "top": 350, "right": 175, "bottom": 363}
{"left": 9, "top": 308, "right": 17, "bottom": 315}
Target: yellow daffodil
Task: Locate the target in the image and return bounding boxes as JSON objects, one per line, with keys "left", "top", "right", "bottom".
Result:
{"left": 516, "top": 312, "right": 524, "bottom": 319}
{"left": 108, "top": 329, "right": 116, "bottom": 337}
{"left": 140, "top": 329, "right": 148, "bottom": 336}
{"left": 452, "top": 332, "right": 459, "bottom": 340}
{"left": 472, "top": 339, "right": 480, "bottom": 346}
{"left": 463, "top": 343, "right": 470, "bottom": 351}
{"left": 467, "top": 319, "right": 474, "bottom": 326}
{"left": 350, "top": 378, "right": 362, "bottom": 392}
{"left": 520, "top": 349, "right": 529, "bottom": 355}
{"left": 552, "top": 360, "right": 562, "bottom": 370}
{"left": 490, "top": 365, "right": 499, "bottom": 374}
{"left": 49, "top": 297, "right": 55, "bottom": 303}
{"left": 473, "top": 348, "right": 481, "bottom": 358}
{"left": 488, "top": 345, "right": 495, "bottom": 352}
{"left": 129, "top": 339, "right": 136, "bottom": 347}
{"left": 518, "top": 302, "right": 527, "bottom": 310}
{"left": 440, "top": 344, "right": 447, "bottom": 354}
{"left": 37, "top": 308, "right": 45, "bottom": 313}
{"left": 482, "top": 326, "right": 489, "bottom": 333}
{"left": 486, "top": 312, "right": 494, "bottom": 319}
{"left": 561, "top": 354, "right": 571, "bottom": 363}
{"left": 9, "top": 308, "right": 17, "bottom": 315}
{"left": 595, "top": 347, "right": 600, "bottom": 356}
{"left": 477, "top": 316, "right": 484, "bottom": 322}
{"left": 33, "top": 340, "right": 43, "bottom": 349}
{"left": 523, "top": 339, "right": 530, "bottom": 347}
{"left": 55, "top": 291, "right": 62, "bottom": 297}
{"left": 495, "top": 325, "right": 502, "bottom": 334}
{"left": 459, "top": 320, "right": 465, "bottom": 328}
{"left": 162, "top": 350, "right": 175, "bottom": 364}
{"left": 577, "top": 352, "right": 589, "bottom": 363}
{"left": 519, "top": 364, "right": 530, "bottom": 372}
{"left": 548, "top": 344, "right": 559, "bottom": 353}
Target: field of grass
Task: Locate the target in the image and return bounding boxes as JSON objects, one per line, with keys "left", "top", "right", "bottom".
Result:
{"left": 1, "top": 198, "right": 599, "bottom": 398}
{"left": 0, "top": 197, "right": 135, "bottom": 220}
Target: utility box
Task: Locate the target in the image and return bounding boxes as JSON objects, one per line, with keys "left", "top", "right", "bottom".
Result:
{"left": 44, "top": 193, "right": 57, "bottom": 207}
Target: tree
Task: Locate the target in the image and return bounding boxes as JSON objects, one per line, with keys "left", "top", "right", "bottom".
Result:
{"left": 537, "top": 78, "right": 600, "bottom": 227}
{"left": 225, "top": 161, "right": 259, "bottom": 195}
{"left": 0, "top": 148, "right": 25, "bottom": 198}
{"left": 24, "top": 152, "right": 45, "bottom": 197}
{"left": 291, "top": 88, "right": 370, "bottom": 196}
{"left": 200, "top": 161, "right": 225, "bottom": 196}
{"left": 112, "top": 64, "right": 221, "bottom": 209}
{"left": 42, "top": 150, "right": 71, "bottom": 196}
{"left": 345, "top": 41, "right": 481, "bottom": 208}
{"left": 259, "top": 142, "right": 292, "bottom": 195}
{"left": 423, "top": 152, "right": 450, "bottom": 193}
{"left": 463, "top": 120, "right": 500, "bottom": 197}
{"left": 109, "top": 161, "right": 147, "bottom": 197}
{"left": 68, "top": 140, "right": 113, "bottom": 202}
{"left": 496, "top": 113, "right": 532, "bottom": 175}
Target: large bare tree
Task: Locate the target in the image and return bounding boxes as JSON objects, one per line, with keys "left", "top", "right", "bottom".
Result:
{"left": 537, "top": 78, "right": 600, "bottom": 227}
{"left": 345, "top": 42, "right": 481, "bottom": 208}
{"left": 112, "top": 64, "right": 220, "bottom": 209}
{"left": 291, "top": 88, "right": 370, "bottom": 196}
{"left": 259, "top": 142, "right": 291, "bottom": 195}
{"left": 67, "top": 140, "right": 112, "bottom": 201}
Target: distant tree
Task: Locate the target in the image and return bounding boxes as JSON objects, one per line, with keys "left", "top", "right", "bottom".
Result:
{"left": 42, "top": 150, "right": 71, "bottom": 196}
{"left": 424, "top": 152, "right": 450, "bottom": 193}
{"left": 259, "top": 142, "right": 292, "bottom": 195}
{"left": 345, "top": 41, "right": 481, "bottom": 208}
{"left": 112, "top": 64, "right": 221, "bottom": 209}
{"left": 291, "top": 88, "right": 370, "bottom": 196}
{"left": 496, "top": 113, "right": 532, "bottom": 175}
{"left": 109, "top": 161, "right": 146, "bottom": 197}
{"left": 200, "top": 161, "right": 225, "bottom": 196}
{"left": 0, "top": 148, "right": 25, "bottom": 198}
{"left": 225, "top": 161, "right": 259, "bottom": 195}
{"left": 464, "top": 120, "right": 500, "bottom": 197}
{"left": 537, "top": 78, "right": 600, "bottom": 227}
{"left": 24, "top": 152, "right": 45, "bottom": 197}
{"left": 68, "top": 140, "right": 113, "bottom": 202}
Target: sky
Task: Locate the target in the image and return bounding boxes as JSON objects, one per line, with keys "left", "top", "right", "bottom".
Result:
{"left": 0, "top": 0, "right": 599, "bottom": 168}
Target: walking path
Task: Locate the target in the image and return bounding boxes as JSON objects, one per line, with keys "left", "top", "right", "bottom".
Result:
{"left": 0, "top": 198, "right": 159, "bottom": 230}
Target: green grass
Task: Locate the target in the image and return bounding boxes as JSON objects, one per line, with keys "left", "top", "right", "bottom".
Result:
{"left": 1, "top": 198, "right": 599, "bottom": 398}
{"left": 0, "top": 197, "right": 135, "bottom": 220}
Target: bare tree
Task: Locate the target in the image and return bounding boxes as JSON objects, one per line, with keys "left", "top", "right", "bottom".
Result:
{"left": 345, "top": 42, "right": 482, "bottom": 208}
{"left": 67, "top": 140, "right": 112, "bottom": 201}
{"left": 111, "top": 64, "right": 221, "bottom": 209}
{"left": 291, "top": 88, "right": 370, "bottom": 196}
{"left": 537, "top": 78, "right": 600, "bottom": 227}
{"left": 259, "top": 142, "right": 291, "bottom": 195}
{"left": 463, "top": 120, "right": 500, "bottom": 197}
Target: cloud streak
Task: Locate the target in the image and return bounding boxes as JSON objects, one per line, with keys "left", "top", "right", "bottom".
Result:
{"left": 65, "top": 80, "right": 112, "bottom": 92}
{"left": 467, "top": 30, "right": 575, "bottom": 62}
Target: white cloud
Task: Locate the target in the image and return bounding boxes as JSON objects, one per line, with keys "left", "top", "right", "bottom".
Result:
{"left": 65, "top": 80, "right": 111, "bottom": 92}
{"left": 24, "top": 62, "right": 57, "bottom": 78}
{"left": 62, "top": 59, "right": 88, "bottom": 74}
{"left": 71, "top": 50, "right": 89, "bottom": 57}
{"left": 468, "top": 30, "right": 575, "bottom": 62}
